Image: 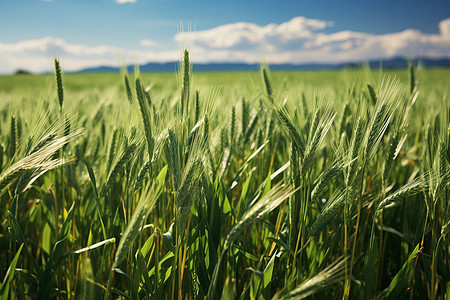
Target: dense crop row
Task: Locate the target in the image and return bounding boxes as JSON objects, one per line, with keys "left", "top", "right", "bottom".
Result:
{"left": 0, "top": 52, "right": 449, "bottom": 299}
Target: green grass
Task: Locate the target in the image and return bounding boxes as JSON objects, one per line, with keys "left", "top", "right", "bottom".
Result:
{"left": 0, "top": 57, "right": 449, "bottom": 299}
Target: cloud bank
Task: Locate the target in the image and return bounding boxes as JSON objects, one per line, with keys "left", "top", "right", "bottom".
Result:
{"left": 0, "top": 37, "right": 177, "bottom": 74}
{"left": 1, "top": 16, "right": 449, "bottom": 73}
{"left": 175, "top": 16, "right": 450, "bottom": 64}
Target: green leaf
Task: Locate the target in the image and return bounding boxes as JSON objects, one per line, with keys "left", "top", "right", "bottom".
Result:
{"left": 235, "top": 172, "right": 253, "bottom": 219}
{"left": 148, "top": 251, "right": 175, "bottom": 278}
{"left": 42, "top": 222, "right": 51, "bottom": 255}
{"left": 80, "top": 257, "right": 94, "bottom": 300}
{"left": 84, "top": 157, "right": 98, "bottom": 199}
{"left": 249, "top": 267, "right": 263, "bottom": 299}
{"left": 156, "top": 164, "right": 168, "bottom": 187}
{"left": 262, "top": 172, "right": 271, "bottom": 197}
{"left": 0, "top": 244, "right": 23, "bottom": 299}
{"left": 263, "top": 251, "right": 276, "bottom": 289}
{"left": 140, "top": 235, "right": 154, "bottom": 260}
{"left": 53, "top": 201, "right": 75, "bottom": 263}
{"left": 233, "top": 244, "right": 259, "bottom": 262}
{"left": 135, "top": 250, "right": 152, "bottom": 296}
{"left": 382, "top": 244, "right": 420, "bottom": 299}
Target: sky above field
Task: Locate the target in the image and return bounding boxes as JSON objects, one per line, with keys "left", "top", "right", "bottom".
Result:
{"left": 0, "top": 0, "right": 449, "bottom": 74}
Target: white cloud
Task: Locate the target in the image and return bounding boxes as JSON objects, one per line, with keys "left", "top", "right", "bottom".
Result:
{"left": 176, "top": 17, "right": 332, "bottom": 50}
{"left": 116, "top": 0, "right": 136, "bottom": 3}
{"left": 1, "top": 16, "right": 450, "bottom": 74}
{"left": 439, "top": 18, "right": 450, "bottom": 36}
{"left": 0, "top": 37, "right": 177, "bottom": 74}
{"left": 140, "top": 39, "right": 157, "bottom": 47}
{"left": 175, "top": 17, "right": 450, "bottom": 64}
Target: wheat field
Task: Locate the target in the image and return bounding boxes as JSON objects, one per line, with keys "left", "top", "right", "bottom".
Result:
{"left": 0, "top": 52, "right": 449, "bottom": 299}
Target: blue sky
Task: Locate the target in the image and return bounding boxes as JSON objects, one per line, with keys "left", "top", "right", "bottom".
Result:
{"left": 0, "top": 0, "right": 449, "bottom": 73}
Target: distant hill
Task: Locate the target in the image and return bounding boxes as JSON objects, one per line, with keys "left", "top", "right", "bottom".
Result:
{"left": 76, "top": 57, "right": 450, "bottom": 73}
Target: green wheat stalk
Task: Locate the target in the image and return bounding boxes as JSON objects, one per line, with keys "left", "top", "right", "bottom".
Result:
{"left": 54, "top": 58, "right": 64, "bottom": 110}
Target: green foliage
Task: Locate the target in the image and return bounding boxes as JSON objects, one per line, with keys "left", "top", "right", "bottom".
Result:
{"left": 0, "top": 55, "right": 449, "bottom": 299}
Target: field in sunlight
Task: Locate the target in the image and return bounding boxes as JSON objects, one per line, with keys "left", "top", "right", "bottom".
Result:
{"left": 0, "top": 58, "right": 449, "bottom": 299}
